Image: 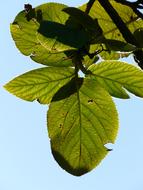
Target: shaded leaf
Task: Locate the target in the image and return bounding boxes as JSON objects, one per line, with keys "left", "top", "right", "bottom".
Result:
{"left": 134, "top": 28, "right": 143, "bottom": 48}
{"left": 105, "top": 39, "right": 136, "bottom": 52}
{"left": 63, "top": 7, "right": 103, "bottom": 40}
{"left": 4, "top": 67, "right": 75, "bottom": 104}
{"left": 48, "top": 78, "right": 118, "bottom": 176}
{"left": 87, "top": 61, "right": 143, "bottom": 98}
{"left": 37, "top": 21, "right": 88, "bottom": 52}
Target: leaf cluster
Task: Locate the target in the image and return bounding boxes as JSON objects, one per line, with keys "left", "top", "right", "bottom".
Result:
{"left": 4, "top": 1, "right": 143, "bottom": 176}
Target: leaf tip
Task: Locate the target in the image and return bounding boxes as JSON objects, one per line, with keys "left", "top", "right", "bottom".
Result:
{"left": 52, "top": 149, "right": 90, "bottom": 176}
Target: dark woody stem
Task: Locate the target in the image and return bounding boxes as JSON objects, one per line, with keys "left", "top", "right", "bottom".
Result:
{"left": 74, "top": 57, "right": 88, "bottom": 75}
{"left": 85, "top": 0, "right": 96, "bottom": 14}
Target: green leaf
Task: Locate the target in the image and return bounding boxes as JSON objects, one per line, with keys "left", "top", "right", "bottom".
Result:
{"left": 87, "top": 61, "right": 143, "bottom": 99}
{"left": 10, "top": 3, "right": 74, "bottom": 67}
{"left": 88, "top": 43, "right": 120, "bottom": 60}
{"left": 80, "top": 0, "right": 143, "bottom": 59}
{"left": 4, "top": 67, "right": 75, "bottom": 104}
{"left": 80, "top": 1, "right": 143, "bottom": 41}
{"left": 47, "top": 78, "right": 118, "bottom": 176}
{"left": 83, "top": 55, "right": 99, "bottom": 68}
{"left": 105, "top": 39, "right": 136, "bottom": 52}
{"left": 86, "top": 39, "right": 135, "bottom": 61}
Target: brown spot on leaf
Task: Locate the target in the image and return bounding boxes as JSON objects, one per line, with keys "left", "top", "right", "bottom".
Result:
{"left": 59, "top": 124, "right": 63, "bottom": 129}
{"left": 130, "top": 15, "right": 134, "bottom": 20}
{"left": 88, "top": 99, "right": 93, "bottom": 103}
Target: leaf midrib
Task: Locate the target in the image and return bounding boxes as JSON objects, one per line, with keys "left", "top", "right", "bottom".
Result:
{"left": 75, "top": 79, "right": 82, "bottom": 168}
{"left": 7, "top": 75, "right": 74, "bottom": 87}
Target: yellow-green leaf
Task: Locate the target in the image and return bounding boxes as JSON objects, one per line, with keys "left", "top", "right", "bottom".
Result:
{"left": 10, "top": 3, "right": 74, "bottom": 67}
{"left": 87, "top": 61, "right": 143, "bottom": 98}
{"left": 48, "top": 78, "right": 118, "bottom": 176}
{"left": 83, "top": 55, "right": 99, "bottom": 68}
{"left": 80, "top": 0, "right": 143, "bottom": 60}
{"left": 80, "top": 0, "right": 142, "bottom": 41}
{"left": 4, "top": 67, "right": 75, "bottom": 104}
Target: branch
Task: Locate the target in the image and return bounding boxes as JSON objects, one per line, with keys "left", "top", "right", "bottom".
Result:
{"left": 85, "top": 0, "right": 96, "bottom": 14}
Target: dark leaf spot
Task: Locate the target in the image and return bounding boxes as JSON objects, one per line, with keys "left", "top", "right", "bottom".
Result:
{"left": 130, "top": 15, "right": 133, "bottom": 20}
{"left": 107, "top": 149, "right": 113, "bottom": 151}
{"left": 88, "top": 99, "right": 93, "bottom": 103}
{"left": 52, "top": 48, "right": 57, "bottom": 51}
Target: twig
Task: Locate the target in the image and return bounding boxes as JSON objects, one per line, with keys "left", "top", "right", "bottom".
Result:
{"left": 85, "top": 0, "right": 96, "bottom": 14}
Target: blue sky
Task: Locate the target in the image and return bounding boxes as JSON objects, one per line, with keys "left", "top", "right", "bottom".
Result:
{"left": 1, "top": 0, "right": 143, "bottom": 190}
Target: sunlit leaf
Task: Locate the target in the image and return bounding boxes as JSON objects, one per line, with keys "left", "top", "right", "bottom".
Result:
{"left": 87, "top": 61, "right": 143, "bottom": 98}
{"left": 83, "top": 55, "right": 99, "bottom": 68}
{"left": 4, "top": 67, "right": 75, "bottom": 104}
{"left": 80, "top": 0, "right": 143, "bottom": 41}
{"left": 80, "top": 0, "right": 143, "bottom": 59}
{"left": 48, "top": 78, "right": 118, "bottom": 176}
{"left": 10, "top": 3, "right": 74, "bottom": 67}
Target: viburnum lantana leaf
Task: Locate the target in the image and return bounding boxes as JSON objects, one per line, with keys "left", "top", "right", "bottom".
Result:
{"left": 4, "top": 67, "right": 75, "bottom": 104}
{"left": 10, "top": 3, "right": 84, "bottom": 67}
{"left": 83, "top": 55, "right": 99, "bottom": 68}
{"left": 101, "top": 39, "right": 136, "bottom": 52}
{"left": 79, "top": 0, "right": 143, "bottom": 60}
{"left": 80, "top": 0, "right": 143, "bottom": 41}
{"left": 48, "top": 78, "right": 118, "bottom": 176}
{"left": 87, "top": 61, "right": 143, "bottom": 99}
{"left": 86, "top": 40, "right": 136, "bottom": 62}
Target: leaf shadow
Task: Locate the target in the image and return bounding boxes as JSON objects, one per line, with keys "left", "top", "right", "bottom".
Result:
{"left": 51, "top": 78, "right": 83, "bottom": 102}
{"left": 38, "top": 21, "right": 87, "bottom": 49}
